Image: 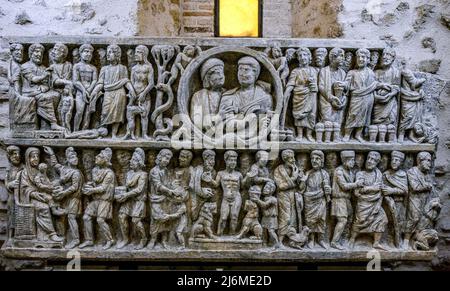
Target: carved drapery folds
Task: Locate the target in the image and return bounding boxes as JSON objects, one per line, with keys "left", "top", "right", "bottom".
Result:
{"left": 2, "top": 37, "right": 442, "bottom": 259}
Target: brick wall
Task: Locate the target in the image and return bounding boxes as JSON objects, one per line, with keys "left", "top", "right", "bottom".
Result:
{"left": 181, "top": 0, "right": 215, "bottom": 36}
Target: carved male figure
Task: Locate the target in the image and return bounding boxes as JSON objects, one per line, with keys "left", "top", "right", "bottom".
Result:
{"left": 124, "top": 45, "right": 154, "bottom": 139}
{"left": 404, "top": 152, "right": 433, "bottom": 249}
{"left": 244, "top": 150, "right": 272, "bottom": 188}
{"left": 264, "top": 45, "right": 290, "bottom": 86}
{"left": 215, "top": 150, "right": 244, "bottom": 235}
{"left": 172, "top": 150, "right": 194, "bottom": 246}
{"left": 349, "top": 151, "right": 388, "bottom": 250}
{"left": 284, "top": 47, "right": 318, "bottom": 142}
{"left": 330, "top": 150, "right": 360, "bottom": 249}
{"left": 80, "top": 148, "right": 116, "bottom": 250}
{"left": 190, "top": 58, "right": 225, "bottom": 132}
{"left": 148, "top": 149, "right": 178, "bottom": 249}
{"left": 220, "top": 56, "right": 273, "bottom": 136}
{"left": 343, "top": 48, "right": 385, "bottom": 142}
{"left": 382, "top": 151, "right": 408, "bottom": 248}
{"left": 116, "top": 148, "right": 148, "bottom": 250}
{"left": 5, "top": 146, "right": 23, "bottom": 243}
{"left": 318, "top": 47, "right": 347, "bottom": 142}
{"left": 398, "top": 69, "right": 426, "bottom": 142}
{"left": 44, "top": 146, "right": 84, "bottom": 249}
{"left": 372, "top": 48, "right": 401, "bottom": 143}
{"left": 91, "top": 44, "right": 136, "bottom": 138}
{"left": 313, "top": 48, "right": 328, "bottom": 68}
{"left": 72, "top": 44, "right": 98, "bottom": 131}
{"left": 21, "top": 43, "right": 64, "bottom": 130}
{"left": 49, "top": 43, "right": 73, "bottom": 98}
{"left": 190, "top": 150, "right": 218, "bottom": 221}
{"left": 274, "top": 149, "right": 303, "bottom": 246}
{"left": 299, "top": 150, "right": 331, "bottom": 248}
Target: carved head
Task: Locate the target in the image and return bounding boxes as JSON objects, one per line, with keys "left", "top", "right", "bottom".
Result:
{"left": 237, "top": 56, "right": 260, "bottom": 87}
{"left": 10, "top": 43, "right": 24, "bottom": 63}
{"left": 134, "top": 45, "right": 149, "bottom": 64}
{"left": 72, "top": 47, "right": 81, "bottom": 64}
{"left": 240, "top": 152, "right": 252, "bottom": 172}
{"left": 297, "top": 47, "right": 312, "bottom": 67}
{"left": 82, "top": 150, "right": 96, "bottom": 171}
{"left": 156, "top": 148, "right": 173, "bottom": 168}
{"left": 271, "top": 45, "right": 282, "bottom": 58}
{"left": 329, "top": 47, "right": 344, "bottom": 69}
{"left": 311, "top": 150, "right": 324, "bottom": 170}
{"left": 281, "top": 149, "right": 295, "bottom": 165}
{"left": 256, "top": 150, "right": 269, "bottom": 167}
{"left": 66, "top": 147, "right": 79, "bottom": 167}
{"left": 355, "top": 48, "right": 370, "bottom": 68}
{"left": 79, "top": 44, "right": 94, "bottom": 63}
{"left": 107, "top": 44, "right": 122, "bottom": 64}
{"left": 224, "top": 150, "right": 238, "bottom": 170}
{"left": 325, "top": 152, "right": 338, "bottom": 169}
{"left": 25, "top": 147, "right": 40, "bottom": 169}
{"left": 370, "top": 50, "right": 380, "bottom": 68}
{"left": 52, "top": 43, "right": 69, "bottom": 63}
{"left": 178, "top": 150, "right": 193, "bottom": 167}
{"left": 390, "top": 151, "right": 405, "bottom": 171}
{"left": 28, "top": 43, "right": 45, "bottom": 65}
{"left": 285, "top": 48, "right": 296, "bottom": 62}
{"left": 313, "top": 47, "right": 328, "bottom": 67}
{"left": 413, "top": 123, "right": 426, "bottom": 137}
{"left": 96, "top": 148, "right": 113, "bottom": 167}
{"left": 262, "top": 180, "right": 276, "bottom": 196}
{"left": 365, "top": 151, "right": 381, "bottom": 170}
{"left": 417, "top": 152, "right": 432, "bottom": 172}
{"left": 355, "top": 153, "right": 365, "bottom": 170}
{"left": 98, "top": 127, "right": 108, "bottom": 138}
{"left": 201, "top": 58, "right": 225, "bottom": 90}
{"left": 38, "top": 163, "right": 48, "bottom": 174}
{"left": 6, "top": 145, "right": 21, "bottom": 166}
{"left": 116, "top": 150, "right": 132, "bottom": 168}
{"left": 183, "top": 45, "right": 195, "bottom": 57}
{"left": 340, "top": 150, "right": 355, "bottom": 170}
{"left": 249, "top": 185, "right": 262, "bottom": 200}
{"left": 202, "top": 150, "right": 216, "bottom": 170}
{"left": 381, "top": 48, "right": 396, "bottom": 68}
{"left": 130, "top": 148, "right": 146, "bottom": 170}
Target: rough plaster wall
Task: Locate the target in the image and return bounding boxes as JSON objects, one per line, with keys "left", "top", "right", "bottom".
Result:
{"left": 0, "top": 0, "right": 139, "bottom": 36}
{"left": 292, "top": 0, "right": 344, "bottom": 38}
{"left": 263, "top": 0, "right": 292, "bottom": 37}
{"left": 137, "top": 0, "right": 182, "bottom": 36}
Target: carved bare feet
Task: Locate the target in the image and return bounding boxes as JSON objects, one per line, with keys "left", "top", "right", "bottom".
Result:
{"left": 50, "top": 234, "right": 64, "bottom": 242}
{"left": 135, "top": 239, "right": 147, "bottom": 250}
{"left": 79, "top": 240, "right": 94, "bottom": 249}
{"left": 330, "top": 242, "right": 345, "bottom": 250}
{"left": 103, "top": 240, "right": 115, "bottom": 250}
{"left": 65, "top": 239, "right": 80, "bottom": 249}
{"left": 117, "top": 239, "right": 129, "bottom": 249}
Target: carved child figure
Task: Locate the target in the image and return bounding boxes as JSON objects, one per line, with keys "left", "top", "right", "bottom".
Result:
{"left": 59, "top": 87, "right": 74, "bottom": 132}
{"left": 253, "top": 181, "right": 281, "bottom": 248}
{"left": 34, "top": 163, "right": 66, "bottom": 217}
{"left": 236, "top": 186, "right": 263, "bottom": 240}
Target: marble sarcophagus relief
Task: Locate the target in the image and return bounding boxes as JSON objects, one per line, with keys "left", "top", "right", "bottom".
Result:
{"left": 1, "top": 36, "right": 445, "bottom": 264}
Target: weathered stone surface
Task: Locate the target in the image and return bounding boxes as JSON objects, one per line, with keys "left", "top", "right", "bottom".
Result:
{"left": 419, "top": 59, "right": 442, "bottom": 74}
{"left": 422, "top": 37, "right": 437, "bottom": 53}
{"left": 14, "top": 11, "right": 32, "bottom": 25}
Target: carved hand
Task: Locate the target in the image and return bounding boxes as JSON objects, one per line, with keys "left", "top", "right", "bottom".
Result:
{"left": 43, "top": 146, "right": 55, "bottom": 156}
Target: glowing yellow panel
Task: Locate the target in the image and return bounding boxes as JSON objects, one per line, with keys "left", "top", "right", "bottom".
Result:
{"left": 219, "top": 0, "right": 259, "bottom": 37}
